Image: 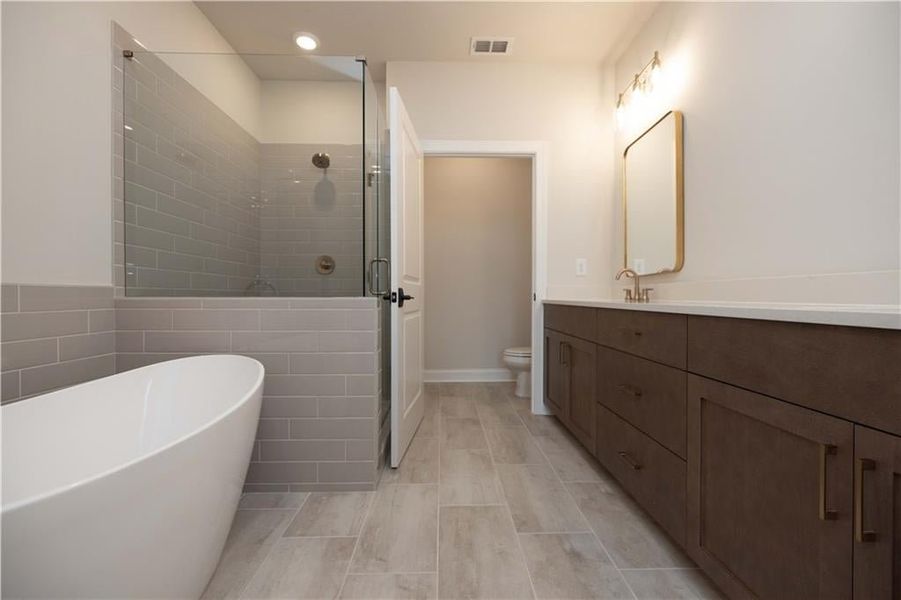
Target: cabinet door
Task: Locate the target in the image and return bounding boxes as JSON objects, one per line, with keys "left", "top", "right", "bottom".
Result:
{"left": 854, "top": 426, "right": 901, "bottom": 599}
{"left": 544, "top": 329, "right": 568, "bottom": 419}
{"left": 566, "top": 335, "right": 596, "bottom": 449}
{"left": 687, "top": 375, "right": 853, "bottom": 600}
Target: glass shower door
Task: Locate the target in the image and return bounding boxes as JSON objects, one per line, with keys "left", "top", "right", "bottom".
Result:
{"left": 362, "top": 64, "right": 392, "bottom": 468}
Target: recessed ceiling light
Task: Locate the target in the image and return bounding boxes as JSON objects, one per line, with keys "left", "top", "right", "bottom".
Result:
{"left": 294, "top": 32, "right": 319, "bottom": 51}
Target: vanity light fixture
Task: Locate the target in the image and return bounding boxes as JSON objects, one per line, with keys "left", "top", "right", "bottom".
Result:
{"left": 616, "top": 50, "right": 663, "bottom": 129}
{"left": 294, "top": 32, "right": 319, "bottom": 51}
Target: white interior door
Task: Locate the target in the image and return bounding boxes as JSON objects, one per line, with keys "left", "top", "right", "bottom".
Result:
{"left": 389, "top": 87, "right": 425, "bottom": 467}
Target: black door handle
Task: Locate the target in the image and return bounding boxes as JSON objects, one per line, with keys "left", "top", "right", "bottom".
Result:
{"left": 396, "top": 287, "right": 415, "bottom": 308}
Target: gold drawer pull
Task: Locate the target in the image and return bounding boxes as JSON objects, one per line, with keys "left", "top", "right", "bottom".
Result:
{"left": 617, "top": 451, "right": 642, "bottom": 470}
{"left": 819, "top": 444, "right": 838, "bottom": 520}
{"left": 615, "top": 384, "right": 643, "bottom": 398}
{"left": 854, "top": 458, "right": 876, "bottom": 542}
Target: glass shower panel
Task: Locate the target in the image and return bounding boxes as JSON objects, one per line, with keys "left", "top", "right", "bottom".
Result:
{"left": 121, "top": 51, "right": 367, "bottom": 296}
{"left": 363, "top": 63, "right": 379, "bottom": 296}
{"left": 361, "top": 67, "right": 392, "bottom": 462}
{"left": 377, "top": 88, "right": 392, "bottom": 450}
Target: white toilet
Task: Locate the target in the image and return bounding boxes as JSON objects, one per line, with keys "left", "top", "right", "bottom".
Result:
{"left": 503, "top": 346, "right": 532, "bottom": 398}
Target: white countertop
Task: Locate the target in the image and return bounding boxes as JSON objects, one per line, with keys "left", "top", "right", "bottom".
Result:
{"left": 543, "top": 298, "right": 901, "bottom": 330}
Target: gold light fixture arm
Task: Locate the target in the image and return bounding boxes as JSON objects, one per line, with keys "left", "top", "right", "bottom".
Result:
{"left": 618, "top": 51, "right": 661, "bottom": 100}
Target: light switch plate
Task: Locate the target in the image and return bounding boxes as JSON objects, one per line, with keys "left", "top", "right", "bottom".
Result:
{"left": 575, "top": 258, "right": 587, "bottom": 277}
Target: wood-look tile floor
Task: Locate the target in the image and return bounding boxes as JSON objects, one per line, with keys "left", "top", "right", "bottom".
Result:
{"left": 202, "top": 383, "right": 723, "bottom": 600}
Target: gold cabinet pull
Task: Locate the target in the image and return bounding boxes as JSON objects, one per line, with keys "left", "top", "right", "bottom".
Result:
{"left": 819, "top": 444, "right": 838, "bottom": 520}
{"left": 854, "top": 457, "right": 876, "bottom": 542}
{"left": 617, "top": 451, "right": 642, "bottom": 470}
{"left": 615, "top": 383, "right": 643, "bottom": 398}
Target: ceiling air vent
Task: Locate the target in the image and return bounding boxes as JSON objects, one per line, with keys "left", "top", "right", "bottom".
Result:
{"left": 470, "top": 37, "right": 514, "bottom": 56}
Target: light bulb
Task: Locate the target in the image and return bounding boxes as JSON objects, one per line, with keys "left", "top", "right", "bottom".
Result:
{"left": 294, "top": 32, "right": 319, "bottom": 51}
{"left": 615, "top": 94, "right": 626, "bottom": 129}
{"left": 649, "top": 52, "right": 663, "bottom": 92}
{"left": 631, "top": 76, "right": 644, "bottom": 105}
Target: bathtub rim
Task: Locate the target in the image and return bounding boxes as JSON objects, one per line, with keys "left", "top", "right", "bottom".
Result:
{"left": 1, "top": 354, "right": 264, "bottom": 514}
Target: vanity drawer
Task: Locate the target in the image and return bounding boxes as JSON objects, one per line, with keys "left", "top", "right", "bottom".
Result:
{"left": 544, "top": 304, "right": 597, "bottom": 341}
{"left": 597, "top": 346, "right": 687, "bottom": 458}
{"left": 687, "top": 316, "right": 901, "bottom": 436}
{"left": 595, "top": 404, "right": 686, "bottom": 545}
{"left": 595, "top": 308, "right": 687, "bottom": 368}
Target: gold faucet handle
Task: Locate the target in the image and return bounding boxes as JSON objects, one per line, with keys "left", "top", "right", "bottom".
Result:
{"left": 640, "top": 288, "right": 654, "bottom": 303}
{"left": 623, "top": 288, "right": 635, "bottom": 302}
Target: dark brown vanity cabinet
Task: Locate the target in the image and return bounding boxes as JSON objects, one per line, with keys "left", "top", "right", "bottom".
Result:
{"left": 596, "top": 345, "right": 687, "bottom": 458}
{"left": 687, "top": 375, "right": 854, "bottom": 600}
{"left": 595, "top": 404, "right": 687, "bottom": 544}
{"left": 566, "top": 336, "right": 597, "bottom": 448}
{"left": 543, "top": 328, "right": 568, "bottom": 416}
{"left": 544, "top": 303, "right": 901, "bottom": 600}
{"left": 543, "top": 327, "right": 596, "bottom": 449}
{"left": 853, "top": 426, "right": 901, "bottom": 600}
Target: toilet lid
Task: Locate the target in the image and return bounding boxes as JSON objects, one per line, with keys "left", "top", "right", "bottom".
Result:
{"left": 504, "top": 347, "right": 531, "bottom": 357}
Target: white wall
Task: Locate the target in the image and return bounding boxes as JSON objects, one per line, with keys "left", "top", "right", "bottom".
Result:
{"left": 260, "top": 80, "right": 361, "bottom": 145}
{"left": 2, "top": 1, "right": 260, "bottom": 286}
{"left": 612, "top": 2, "right": 900, "bottom": 304}
{"left": 424, "top": 157, "right": 532, "bottom": 374}
{"left": 387, "top": 61, "right": 615, "bottom": 299}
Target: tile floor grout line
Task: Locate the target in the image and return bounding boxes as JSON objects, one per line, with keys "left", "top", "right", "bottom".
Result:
{"left": 280, "top": 534, "right": 365, "bottom": 540}
{"left": 438, "top": 502, "right": 505, "bottom": 507}
{"left": 230, "top": 506, "right": 302, "bottom": 600}
{"left": 335, "top": 487, "right": 378, "bottom": 597}
{"left": 206, "top": 492, "right": 308, "bottom": 598}
{"left": 618, "top": 567, "right": 704, "bottom": 571}
{"left": 434, "top": 384, "right": 442, "bottom": 600}
{"left": 341, "top": 570, "right": 439, "bottom": 575}
{"left": 290, "top": 491, "right": 312, "bottom": 519}
{"left": 478, "top": 385, "right": 540, "bottom": 600}
{"left": 518, "top": 396, "right": 641, "bottom": 600}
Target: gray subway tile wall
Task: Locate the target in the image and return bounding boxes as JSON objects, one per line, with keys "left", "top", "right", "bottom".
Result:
{"left": 1, "top": 284, "right": 116, "bottom": 404}
{"left": 112, "top": 23, "right": 365, "bottom": 298}
{"left": 1, "top": 286, "right": 383, "bottom": 488}
{"left": 114, "top": 296, "right": 382, "bottom": 490}
{"left": 118, "top": 41, "right": 262, "bottom": 297}
{"left": 258, "top": 144, "right": 364, "bottom": 296}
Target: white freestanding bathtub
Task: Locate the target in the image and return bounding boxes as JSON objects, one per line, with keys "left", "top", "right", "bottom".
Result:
{"left": 1, "top": 355, "right": 264, "bottom": 599}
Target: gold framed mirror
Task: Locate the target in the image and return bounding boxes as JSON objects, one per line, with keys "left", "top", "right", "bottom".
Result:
{"left": 623, "top": 110, "right": 684, "bottom": 275}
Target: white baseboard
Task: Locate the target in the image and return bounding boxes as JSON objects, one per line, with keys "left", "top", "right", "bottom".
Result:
{"left": 424, "top": 368, "right": 515, "bottom": 382}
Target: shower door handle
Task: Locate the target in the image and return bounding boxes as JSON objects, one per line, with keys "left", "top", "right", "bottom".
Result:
{"left": 396, "top": 287, "right": 415, "bottom": 308}
{"left": 368, "top": 258, "right": 390, "bottom": 296}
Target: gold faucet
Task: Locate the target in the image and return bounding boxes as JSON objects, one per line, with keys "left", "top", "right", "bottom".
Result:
{"left": 615, "top": 268, "right": 653, "bottom": 303}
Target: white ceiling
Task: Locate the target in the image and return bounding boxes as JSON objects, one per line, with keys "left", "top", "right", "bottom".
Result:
{"left": 195, "top": 1, "right": 658, "bottom": 81}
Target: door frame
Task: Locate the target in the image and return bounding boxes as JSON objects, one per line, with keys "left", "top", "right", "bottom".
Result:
{"left": 419, "top": 139, "right": 551, "bottom": 416}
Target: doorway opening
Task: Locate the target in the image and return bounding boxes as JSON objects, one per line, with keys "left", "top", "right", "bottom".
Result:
{"left": 384, "top": 92, "right": 550, "bottom": 468}
{"left": 420, "top": 140, "right": 549, "bottom": 418}
{"left": 423, "top": 157, "right": 532, "bottom": 391}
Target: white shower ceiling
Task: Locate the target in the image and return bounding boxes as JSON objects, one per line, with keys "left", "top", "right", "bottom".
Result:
{"left": 195, "top": 1, "right": 658, "bottom": 81}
